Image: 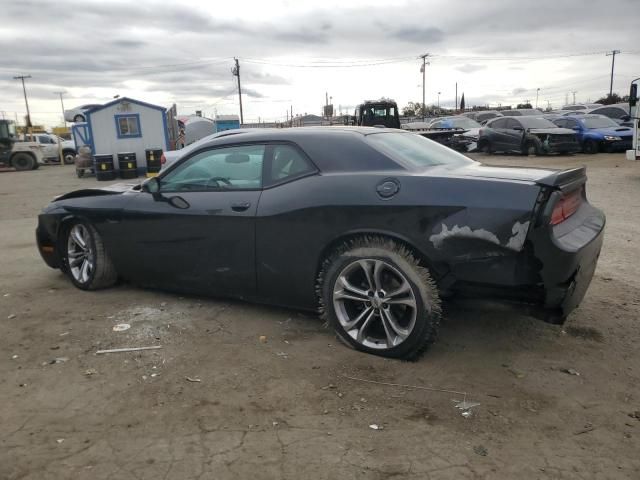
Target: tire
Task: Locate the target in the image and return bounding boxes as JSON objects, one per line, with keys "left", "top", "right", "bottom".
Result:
{"left": 11, "top": 153, "right": 35, "bottom": 171}
{"left": 63, "top": 150, "right": 76, "bottom": 164}
{"left": 62, "top": 222, "right": 117, "bottom": 290}
{"left": 73, "top": 114, "right": 85, "bottom": 123}
{"left": 583, "top": 139, "right": 599, "bottom": 154}
{"left": 76, "top": 169, "right": 84, "bottom": 178}
{"left": 523, "top": 141, "right": 539, "bottom": 156}
{"left": 478, "top": 139, "right": 492, "bottom": 154}
{"left": 318, "top": 236, "right": 441, "bottom": 360}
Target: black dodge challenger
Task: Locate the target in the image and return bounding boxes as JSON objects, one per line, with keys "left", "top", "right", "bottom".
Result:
{"left": 37, "top": 127, "right": 605, "bottom": 359}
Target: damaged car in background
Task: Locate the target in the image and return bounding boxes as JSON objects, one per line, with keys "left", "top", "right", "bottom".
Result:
{"left": 36, "top": 127, "right": 604, "bottom": 359}
{"left": 478, "top": 116, "right": 581, "bottom": 155}
{"left": 427, "top": 115, "right": 483, "bottom": 152}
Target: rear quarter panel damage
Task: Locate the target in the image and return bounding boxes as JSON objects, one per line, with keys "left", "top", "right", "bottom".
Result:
{"left": 255, "top": 173, "right": 541, "bottom": 309}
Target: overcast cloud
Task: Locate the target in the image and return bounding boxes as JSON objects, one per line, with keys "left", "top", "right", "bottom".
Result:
{"left": 0, "top": 0, "right": 638, "bottom": 125}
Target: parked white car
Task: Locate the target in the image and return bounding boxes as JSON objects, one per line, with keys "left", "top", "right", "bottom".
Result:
{"left": 64, "top": 104, "right": 101, "bottom": 123}
{"left": 23, "top": 133, "right": 76, "bottom": 164}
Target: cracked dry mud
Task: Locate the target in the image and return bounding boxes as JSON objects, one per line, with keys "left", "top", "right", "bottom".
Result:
{"left": 1, "top": 153, "right": 639, "bottom": 479}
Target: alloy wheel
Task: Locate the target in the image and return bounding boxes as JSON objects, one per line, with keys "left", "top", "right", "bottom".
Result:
{"left": 67, "top": 224, "right": 94, "bottom": 284}
{"left": 332, "top": 259, "right": 417, "bottom": 350}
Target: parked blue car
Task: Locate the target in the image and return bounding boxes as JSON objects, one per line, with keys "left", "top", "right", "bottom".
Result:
{"left": 552, "top": 114, "right": 632, "bottom": 154}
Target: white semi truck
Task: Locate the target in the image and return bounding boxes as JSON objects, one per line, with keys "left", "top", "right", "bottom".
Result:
{"left": 626, "top": 78, "right": 639, "bottom": 161}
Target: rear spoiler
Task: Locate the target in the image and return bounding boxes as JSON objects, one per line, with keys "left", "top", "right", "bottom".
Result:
{"left": 536, "top": 166, "right": 586, "bottom": 192}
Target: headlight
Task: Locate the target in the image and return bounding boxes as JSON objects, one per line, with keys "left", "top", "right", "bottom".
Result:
{"left": 603, "top": 135, "right": 622, "bottom": 141}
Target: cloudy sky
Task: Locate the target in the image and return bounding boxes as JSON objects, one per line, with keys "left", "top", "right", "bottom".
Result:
{"left": 1, "top": 0, "right": 639, "bottom": 127}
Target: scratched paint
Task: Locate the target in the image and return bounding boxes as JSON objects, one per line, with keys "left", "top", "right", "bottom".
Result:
{"left": 430, "top": 221, "right": 531, "bottom": 252}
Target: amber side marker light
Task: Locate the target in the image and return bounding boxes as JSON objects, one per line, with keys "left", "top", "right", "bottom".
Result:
{"left": 550, "top": 187, "right": 583, "bottom": 225}
{"left": 41, "top": 246, "right": 54, "bottom": 253}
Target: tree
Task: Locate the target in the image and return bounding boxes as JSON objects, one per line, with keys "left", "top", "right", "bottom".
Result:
{"left": 516, "top": 103, "right": 532, "bottom": 109}
{"left": 595, "top": 93, "right": 623, "bottom": 105}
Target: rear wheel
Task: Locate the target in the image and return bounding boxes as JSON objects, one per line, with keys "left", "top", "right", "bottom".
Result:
{"left": 73, "top": 114, "right": 85, "bottom": 123}
{"left": 583, "top": 139, "right": 599, "bottom": 154}
{"left": 63, "top": 150, "right": 76, "bottom": 164}
{"left": 11, "top": 153, "right": 35, "bottom": 171}
{"left": 319, "top": 237, "right": 441, "bottom": 359}
{"left": 63, "top": 222, "right": 117, "bottom": 290}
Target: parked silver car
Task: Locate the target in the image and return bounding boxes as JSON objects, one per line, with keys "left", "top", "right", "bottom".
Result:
{"left": 64, "top": 104, "right": 101, "bottom": 123}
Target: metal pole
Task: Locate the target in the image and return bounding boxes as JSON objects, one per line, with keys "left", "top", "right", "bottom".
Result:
{"left": 54, "top": 91, "right": 66, "bottom": 127}
{"left": 606, "top": 50, "right": 620, "bottom": 98}
{"left": 455, "top": 82, "right": 458, "bottom": 111}
{"left": 14, "top": 75, "right": 32, "bottom": 139}
{"left": 419, "top": 53, "right": 429, "bottom": 120}
{"left": 437, "top": 92, "right": 441, "bottom": 108}
{"left": 232, "top": 58, "right": 244, "bottom": 124}
{"left": 535, "top": 88, "right": 540, "bottom": 109}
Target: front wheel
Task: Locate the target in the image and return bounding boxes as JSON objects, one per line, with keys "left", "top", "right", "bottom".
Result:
{"left": 319, "top": 237, "right": 441, "bottom": 359}
{"left": 63, "top": 150, "right": 76, "bottom": 164}
{"left": 63, "top": 222, "right": 117, "bottom": 290}
{"left": 478, "top": 139, "right": 492, "bottom": 154}
{"left": 583, "top": 139, "right": 599, "bottom": 154}
{"left": 523, "top": 141, "right": 539, "bottom": 156}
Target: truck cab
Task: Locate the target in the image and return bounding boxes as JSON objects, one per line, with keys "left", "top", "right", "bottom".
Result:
{"left": 353, "top": 100, "right": 400, "bottom": 129}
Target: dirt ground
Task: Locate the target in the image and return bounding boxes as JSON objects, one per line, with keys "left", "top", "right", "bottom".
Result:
{"left": 1, "top": 152, "right": 639, "bottom": 480}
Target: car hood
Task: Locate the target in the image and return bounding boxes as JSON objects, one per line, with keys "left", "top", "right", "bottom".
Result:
{"left": 53, "top": 182, "right": 139, "bottom": 201}
{"left": 588, "top": 127, "right": 633, "bottom": 137}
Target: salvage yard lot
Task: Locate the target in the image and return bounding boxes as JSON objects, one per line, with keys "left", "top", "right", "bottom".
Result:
{"left": 1, "top": 153, "right": 639, "bottom": 479}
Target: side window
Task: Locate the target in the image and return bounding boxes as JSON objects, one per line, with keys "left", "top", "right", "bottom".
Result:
{"left": 554, "top": 119, "right": 566, "bottom": 128}
{"left": 115, "top": 114, "right": 141, "bottom": 138}
{"left": 564, "top": 119, "right": 577, "bottom": 128}
{"left": 161, "top": 144, "right": 265, "bottom": 192}
{"left": 489, "top": 118, "right": 506, "bottom": 128}
{"left": 268, "top": 144, "right": 315, "bottom": 185}
{"left": 505, "top": 119, "right": 521, "bottom": 129}
{"left": 609, "top": 108, "right": 624, "bottom": 119}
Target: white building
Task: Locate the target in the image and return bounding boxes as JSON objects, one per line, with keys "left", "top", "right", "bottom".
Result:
{"left": 72, "top": 97, "right": 169, "bottom": 173}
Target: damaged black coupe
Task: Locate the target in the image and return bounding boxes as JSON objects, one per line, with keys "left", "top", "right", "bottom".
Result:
{"left": 478, "top": 116, "right": 581, "bottom": 155}
{"left": 36, "top": 128, "right": 605, "bottom": 359}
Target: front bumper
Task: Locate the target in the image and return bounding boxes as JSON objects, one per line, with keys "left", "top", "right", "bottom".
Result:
{"left": 36, "top": 216, "right": 61, "bottom": 269}
{"left": 604, "top": 138, "right": 632, "bottom": 152}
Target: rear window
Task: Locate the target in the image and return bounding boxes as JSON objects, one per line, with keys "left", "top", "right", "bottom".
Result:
{"left": 366, "top": 132, "right": 474, "bottom": 169}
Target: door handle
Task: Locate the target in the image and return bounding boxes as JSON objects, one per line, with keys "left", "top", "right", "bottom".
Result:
{"left": 231, "top": 202, "right": 251, "bottom": 212}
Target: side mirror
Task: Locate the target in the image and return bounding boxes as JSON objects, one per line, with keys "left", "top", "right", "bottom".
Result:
{"left": 142, "top": 176, "right": 160, "bottom": 193}
{"left": 622, "top": 115, "right": 630, "bottom": 122}
{"left": 630, "top": 84, "right": 638, "bottom": 107}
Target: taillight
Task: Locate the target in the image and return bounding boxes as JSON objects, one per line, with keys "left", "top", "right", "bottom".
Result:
{"left": 550, "top": 187, "right": 583, "bottom": 225}
{"left": 160, "top": 153, "right": 166, "bottom": 165}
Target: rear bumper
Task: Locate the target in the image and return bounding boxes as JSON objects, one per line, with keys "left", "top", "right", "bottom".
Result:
{"left": 543, "top": 141, "right": 581, "bottom": 154}
{"left": 532, "top": 202, "right": 605, "bottom": 320}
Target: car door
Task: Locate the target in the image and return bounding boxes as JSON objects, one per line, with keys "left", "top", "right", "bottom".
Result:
{"left": 254, "top": 143, "right": 321, "bottom": 308}
{"left": 37, "top": 135, "right": 57, "bottom": 159}
{"left": 486, "top": 118, "right": 508, "bottom": 150}
{"left": 113, "top": 143, "right": 265, "bottom": 296}
{"left": 503, "top": 118, "right": 525, "bottom": 152}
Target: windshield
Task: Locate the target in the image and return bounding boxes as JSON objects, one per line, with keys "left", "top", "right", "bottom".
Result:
{"left": 517, "top": 117, "right": 557, "bottom": 129}
{"left": 451, "top": 117, "right": 481, "bottom": 129}
{"left": 581, "top": 116, "right": 619, "bottom": 128}
{"left": 363, "top": 105, "right": 396, "bottom": 118}
{"left": 367, "top": 131, "right": 475, "bottom": 169}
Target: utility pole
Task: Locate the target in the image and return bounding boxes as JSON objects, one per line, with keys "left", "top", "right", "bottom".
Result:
{"left": 455, "top": 82, "right": 458, "bottom": 111}
{"left": 419, "top": 53, "right": 429, "bottom": 120}
{"left": 535, "top": 88, "right": 540, "bottom": 109}
{"left": 232, "top": 58, "right": 244, "bottom": 125}
{"left": 606, "top": 49, "right": 620, "bottom": 98}
{"left": 565, "top": 93, "right": 569, "bottom": 106}
{"left": 572, "top": 91, "right": 577, "bottom": 104}
{"left": 13, "top": 75, "right": 32, "bottom": 139}
{"left": 437, "top": 92, "right": 441, "bottom": 108}
{"left": 54, "top": 91, "right": 66, "bottom": 127}
{"left": 290, "top": 105, "right": 293, "bottom": 127}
